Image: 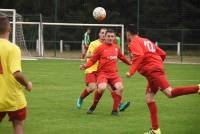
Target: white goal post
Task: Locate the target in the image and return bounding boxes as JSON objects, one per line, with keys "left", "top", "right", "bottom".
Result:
{"left": 0, "top": 9, "right": 125, "bottom": 58}
{"left": 14, "top": 21, "right": 125, "bottom": 56}
{"left": 0, "top": 8, "right": 32, "bottom": 57}
{"left": 0, "top": 9, "right": 16, "bottom": 44}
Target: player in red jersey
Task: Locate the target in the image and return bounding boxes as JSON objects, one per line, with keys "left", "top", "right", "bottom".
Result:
{"left": 125, "top": 25, "right": 200, "bottom": 134}
{"left": 77, "top": 28, "right": 130, "bottom": 112}
{"left": 80, "top": 29, "right": 131, "bottom": 115}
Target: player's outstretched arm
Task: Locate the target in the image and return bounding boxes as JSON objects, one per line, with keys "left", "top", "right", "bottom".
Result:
{"left": 117, "top": 49, "right": 131, "bottom": 65}
{"left": 13, "top": 71, "right": 32, "bottom": 92}
{"left": 80, "top": 64, "right": 86, "bottom": 70}
{"left": 9, "top": 47, "right": 32, "bottom": 92}
{"left": 127, "top": 56, "right": 144, "bottom": 78}
{"left": 125, "top": 72, "right": 131, "bottom": 78}
{"left": 126, "top": 41, "right": 144, "bottom": 77}
{"left": 82, "top": 46, "right": 102, "bottom": 69}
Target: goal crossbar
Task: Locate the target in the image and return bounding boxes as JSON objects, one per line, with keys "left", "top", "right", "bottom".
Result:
{"left": 12, "top": 21, "right": 125, "bottom": 54}
{"left": 14, "top": 21, "right": 123, "bottom": 27}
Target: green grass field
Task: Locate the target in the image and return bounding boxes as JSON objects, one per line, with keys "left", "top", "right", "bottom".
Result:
{"left": 0, "top": 60, "right": 200, "bottom": 134}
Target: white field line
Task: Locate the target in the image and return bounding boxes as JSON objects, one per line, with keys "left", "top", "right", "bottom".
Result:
{"left": 21, "top": 57, "right": 200, "bottom": 64}
{"left": 165, "top": 61, "right": 200, "bottom": 65}
{"left": 22, "top": 57, "right": 38, "bottom": 60}
{"left": 168, "top": 79, "right": 199, "bottom": 82}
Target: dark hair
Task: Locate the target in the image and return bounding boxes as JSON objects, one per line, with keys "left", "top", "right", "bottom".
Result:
{"left": 86, "top": 27, "right": 91, "bottom": 31}
{"left": 126, "top": 24, "right": 137, "bottom": 34}
{"left": 0, "top": 16, "right": 10, "bottom": 34}
{"left": 105, "top": 28, "right": 115, "bottom": 35}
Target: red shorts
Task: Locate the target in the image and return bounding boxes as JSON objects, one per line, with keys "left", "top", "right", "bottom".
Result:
{"left": 85, "top": 72, "right": 97, "bottom": 85}
{"left": 97, "top": 73, "right": 122, "bottom": 87}
{"left": 0, "top": 107, "right": 27, "bottom": 122}
{"left": 145, "top": 69, "right": 170, "bottom": 94}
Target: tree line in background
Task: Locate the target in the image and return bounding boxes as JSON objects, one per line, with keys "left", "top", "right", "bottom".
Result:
{"left": 0, "top": 0, "right": 200, "bottom": 44}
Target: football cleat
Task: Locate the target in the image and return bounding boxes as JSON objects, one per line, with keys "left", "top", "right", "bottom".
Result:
{"left": 76, "top": 97, "right": 83, "bottom": 109}
{"left": 198, "top": 84, "right": 200, "bottom": 94}
{"left": 119, "top": 101, "right": 130, "bottom": 112}
{"left": 111, "top": 110, "right": 119, "bottom": 116}
{"left": 144, "top": 128, "right": 161, "bottom": 134}
{"left": 87, "top": 105, "right": 96, "bottom": 114}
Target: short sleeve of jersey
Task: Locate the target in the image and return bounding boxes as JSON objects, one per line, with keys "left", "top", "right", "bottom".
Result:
{"left": 86, "top": 40, "right": 100, "bottom": 56}
{"left": 87, "top": 42, "right": 95, "bottom": 56}
{"left": 8, "top": 46, "right": 22, "bottom": 74}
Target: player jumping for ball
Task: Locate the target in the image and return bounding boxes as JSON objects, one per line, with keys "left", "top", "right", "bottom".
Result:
{"left": 125, "top": 24, "right": 200, "bottom": 134}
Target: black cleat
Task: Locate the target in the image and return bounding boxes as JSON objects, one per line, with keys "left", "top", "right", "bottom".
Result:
{"left": 111, "top": 110, "right": 119, "bottom": 116}
{"left": 87, "top": 106, "right": 96, "bottom": 114}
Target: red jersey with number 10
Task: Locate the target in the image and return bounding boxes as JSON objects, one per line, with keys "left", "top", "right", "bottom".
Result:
{"left": 84, "top": 43, "right": 131, "bottom": 74}
{"left": 128, "top": 35, "right": 166, "bottom": 76}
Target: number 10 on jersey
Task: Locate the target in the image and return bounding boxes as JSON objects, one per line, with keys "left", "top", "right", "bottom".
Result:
{"left": 144, "top": 41, "right": 156, "bottom": 52}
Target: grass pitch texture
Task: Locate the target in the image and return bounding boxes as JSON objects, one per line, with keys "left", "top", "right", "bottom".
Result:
{"left": 0, "top": 60, "right": 199, "bottom": 134}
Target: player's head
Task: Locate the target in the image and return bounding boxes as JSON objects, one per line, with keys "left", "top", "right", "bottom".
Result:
{"left": 0, "top": 16, "right": 11, "bottom": 38}
{"left": 86, "top": 28, "right": 91, "bottom": 34}
{"left": 105, "top": 28, "right": 115, "bottom": 45}
{"left": 98, "top": 27, "right": 107, "bottom": 42}
{"left": 126, "top": 24, "right": 137, "bottom": 43}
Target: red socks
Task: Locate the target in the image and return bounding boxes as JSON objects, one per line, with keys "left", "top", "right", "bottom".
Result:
{"left": 146, "top": 86, "right": 199, "bottom": 130}
{"left": 171, "top": 86, "right": 199, "bottom": 97}
{"left": 92, "top": 90, "right": 103, "bottom": 107}
{"left": 80, "top": 88, "right": 93, "bottom": 99}
{"left": 147, "top": 102, "right": 159, "bottom": 130}
{"left": 112, "top": 92, "right": 122, "bottom": 111}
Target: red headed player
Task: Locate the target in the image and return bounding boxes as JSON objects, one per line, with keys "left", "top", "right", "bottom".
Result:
{"left": 125, "top": 24, "right": 200, "bottom": 134}
{"left": 80, "top": 29, "right": 131, "bottom": 115}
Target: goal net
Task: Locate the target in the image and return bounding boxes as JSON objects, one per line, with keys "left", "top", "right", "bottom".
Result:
{"left": 0, "top": 9, "right": 125, "bottom": 59}
{"left": 39, "top": 22, "right": 125, "bottom": 59}
{"left": 0, "top": 9, "right": 31, "bottom": 57}
{"left": 16, "top": 22, "right": 125, "bottom": 59}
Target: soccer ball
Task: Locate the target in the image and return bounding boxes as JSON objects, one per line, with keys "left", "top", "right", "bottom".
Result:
{"left": 93, "top": 7, "right": 106, "bottom": 21}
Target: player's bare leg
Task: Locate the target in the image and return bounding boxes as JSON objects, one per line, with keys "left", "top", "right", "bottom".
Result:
{"left": 145, "top": 92, "right": 161, "bottom": 134}
{"left": 12, "top": 120, "right": 24, "bottom": 134}
{"left": 162, "top": 85, "right": 199, "bottom": 98}
{"left": 144, "top": 84, "right": 199, "bottom": 134}
{"left": 87, "top": 83, "right": 106, "bottom": 114}
{"left": 77, "top": 83, "right": 96, "bottom": 109}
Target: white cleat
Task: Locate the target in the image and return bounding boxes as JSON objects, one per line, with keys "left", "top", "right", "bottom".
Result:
{"left": 144, "top": 128, "right": 161, "bottom": 134}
